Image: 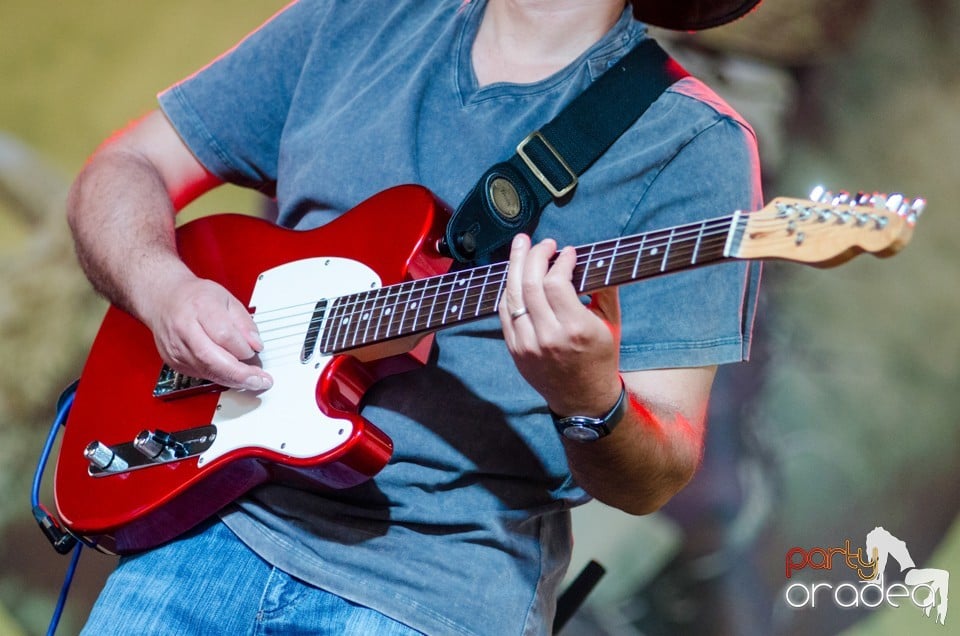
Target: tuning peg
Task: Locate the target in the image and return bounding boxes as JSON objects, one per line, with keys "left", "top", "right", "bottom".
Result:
{"left": 810, "top": 186, "right": 834, "bottom": 204}
{"left": 906, "top": 198, "right": 926, "bottom": 223}
{"left": 833, "top": 191, "right": 852, "bottom": 205}
{"left": 885, "top": 193, "right": 905, "bottom": 212}
{"left": 870, "top": 193, "right": 888, "bottom": 209}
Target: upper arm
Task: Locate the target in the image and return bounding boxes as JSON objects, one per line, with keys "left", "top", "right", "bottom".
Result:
{"left": 99, "top": 109, "right": 223, "bottom": 211}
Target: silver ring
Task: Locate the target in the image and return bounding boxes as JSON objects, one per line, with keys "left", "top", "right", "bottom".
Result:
{"left": 509, "top": 306, "right": 529, "bottom": 320}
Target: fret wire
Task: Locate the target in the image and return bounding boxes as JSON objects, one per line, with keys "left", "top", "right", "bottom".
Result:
{"left": 630, "top": 232, "right": 647, "bottom": 282}
{"left": 324, "top": 297, "right": 344, "bottom": 352}
{"left": 440, "top": 274, "right": 462, "bottom": 326}
{"left": 416, "top": 278, "right": 433, "bottom": 329}
{"left": 407, "top": 279, "right": 424, "bottom": 334}
{"left": 491, "top": 264, "right": 507, "bottom": 316}
{"left": 438, "top": 271, "right": 459, "bottom": 326}
{"left": 385, "top": 283, "right": 402, "bottom": 339}
{"left": 692, "top": 219, "right": 706, "bottom": 265}
{"left": 659, "top": 227, "right": 674, "bottom": 272}
{"left": 473, "top": 266, "right": 491, "bottom": 318}
{"left": 422, "top": 276, "right": 442, "bottom": 332}
{"left": 348, "top": 292, "right": 362, "bottom": 348}
{"left": 578, "top": 243, "right": 596, "bottom": 291}
{"left": 347, "top": 291, "right": 368, "bottom": 348}
{"left": 371, "top": 285, "right": 391, "bottom": 342}
{"left": 399, "top": 279, "right": 423, "bottom": 336}
{"left": 455, "top": 269, "right": 473, "bottom": 322}
{"left": 603, "top": 237, "right": 621, "bottom": 287}
{"left": 365, "top": 286, "right": 388, "bottom": 345}
{"left": 354, "top": 287, "right": 375, "bottom": 348}
{"left": 329, "top": 295, "right": 347, "bottom": 351}
{"left": 336, "top": 293, "right": 357, "bottom": 351}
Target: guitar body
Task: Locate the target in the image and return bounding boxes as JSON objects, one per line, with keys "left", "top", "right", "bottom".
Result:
{"left": 54, "top": 185, "right": 452, "bottom": 553}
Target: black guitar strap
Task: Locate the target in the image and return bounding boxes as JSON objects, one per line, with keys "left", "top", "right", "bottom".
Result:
{"left": 441, "top": 38, "right": 689, "bottom": 263}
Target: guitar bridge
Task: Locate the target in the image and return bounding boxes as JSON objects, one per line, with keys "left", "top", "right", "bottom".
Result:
{"left": 153, "top": 365, "right": 221, "bottom": 400}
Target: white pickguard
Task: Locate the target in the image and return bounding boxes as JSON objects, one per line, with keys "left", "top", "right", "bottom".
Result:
{"left": 197, "top": 257, "right": 380, "bottom": 467}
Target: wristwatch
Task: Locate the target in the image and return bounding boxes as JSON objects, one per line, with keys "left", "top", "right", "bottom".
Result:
{"left": 550, "top": 381, "right": 627, "bottom": 442}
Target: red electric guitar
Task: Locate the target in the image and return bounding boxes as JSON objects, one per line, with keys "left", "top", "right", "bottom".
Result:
{"left": 53, "top": 184, "right": 922, "bottom": 553}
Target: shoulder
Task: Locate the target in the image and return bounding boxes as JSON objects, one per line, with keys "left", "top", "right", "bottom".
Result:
{"left": 638, "top": 74, "right": 761, "bottom": 194}
{"left": 669, "top": 77, "right": 755, "bottom": 132}
{"left": 658, "top": 76, "right": 759, "bottom": 158}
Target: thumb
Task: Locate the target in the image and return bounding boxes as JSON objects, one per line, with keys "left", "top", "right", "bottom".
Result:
{"left": 588, "top": 287, "right": 621, "bottom": 329}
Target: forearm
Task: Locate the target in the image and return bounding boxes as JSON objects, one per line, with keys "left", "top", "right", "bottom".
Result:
{"left": 562, "top": 388, "right": 706, "bottom": 515}
{"left": 67, "top": 111, "right": 221, "bottom": 323}
{"left": 67, "top": 148, "right": 187, "bottom": 320}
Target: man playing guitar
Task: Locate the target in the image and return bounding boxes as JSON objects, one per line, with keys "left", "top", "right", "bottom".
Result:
{"left": 67, "top": 0, "right": 763, "bottom": 633}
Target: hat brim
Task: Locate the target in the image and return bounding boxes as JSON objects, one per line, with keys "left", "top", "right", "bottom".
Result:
{"left": 631, "top": 0, "right": 764, "bottom": 30}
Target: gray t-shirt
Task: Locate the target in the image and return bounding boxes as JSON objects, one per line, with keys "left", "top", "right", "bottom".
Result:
{"left": 158, "top": 1, "right": 762, "bottom": 634}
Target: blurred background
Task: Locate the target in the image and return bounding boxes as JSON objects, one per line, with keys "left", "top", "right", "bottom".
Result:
{"left": 1, "top": 1, "right": 957, "bottom": 634}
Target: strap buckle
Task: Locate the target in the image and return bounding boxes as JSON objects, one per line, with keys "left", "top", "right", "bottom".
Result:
{"left": 516, "top": 131, "right": 578, "bottom": 198}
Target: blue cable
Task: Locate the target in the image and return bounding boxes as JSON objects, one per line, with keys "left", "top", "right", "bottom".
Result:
{"left": 31, "top": 385, "right": 83, "bottom": 636}
{"left": 46, "top": 544, "right": 82, "bottom": 636}
{"left": 30, "top": 388, "right": 74, "bottom": 508}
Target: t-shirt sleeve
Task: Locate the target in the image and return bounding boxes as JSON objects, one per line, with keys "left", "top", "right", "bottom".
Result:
{"left": 157, "top": 0, "right": 323, "bottom": 192}
{"left": 617, "top": 111, "right": 763, "bottom": 371}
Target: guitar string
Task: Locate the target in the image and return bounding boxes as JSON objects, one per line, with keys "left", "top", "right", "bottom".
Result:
{"left": 169, "top": 203, "right": 897, "bottom": 375}
{"left": 258, "top": 220, "right": 745, "bottom": 358}
{"left": 254, "top": 199, "right": 896, "bottom": 329}
{"left": 254, "top": 209, "right": 883, "bottom": 357}
{"left": 313, "top": 227, "right": 740, "bottom": 355}
{"left": 251, "top": 215, "right": 740, "bottom": 328}
{"left": 322, "top": 205, "right": 895, "bottom": 337}
{"left": 250, "top": 205, "right": 861, "bottom": 333}
{"left": 315, "top": 213, "right": 883, "bottom": 353}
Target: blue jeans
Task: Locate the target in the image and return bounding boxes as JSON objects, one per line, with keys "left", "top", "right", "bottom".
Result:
{"left": 82, "top": 520, "right": 423, "bottom": 635}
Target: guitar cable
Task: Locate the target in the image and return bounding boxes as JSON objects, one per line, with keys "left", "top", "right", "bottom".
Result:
{"left": 31, "top": 381, "right": 83, "bottom": 636}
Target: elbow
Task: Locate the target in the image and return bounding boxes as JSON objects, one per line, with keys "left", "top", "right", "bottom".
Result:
{"left": 596, "top": 460, "right": 699, "bottom": 516}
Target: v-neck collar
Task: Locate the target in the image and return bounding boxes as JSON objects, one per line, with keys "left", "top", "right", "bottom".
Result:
{"left": 454, "top": 0, "right": 647, "bottom": 106}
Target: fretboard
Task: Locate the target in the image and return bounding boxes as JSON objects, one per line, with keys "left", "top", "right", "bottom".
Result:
{"left": 317, "top": 214, "right": 744, "bottom": 354}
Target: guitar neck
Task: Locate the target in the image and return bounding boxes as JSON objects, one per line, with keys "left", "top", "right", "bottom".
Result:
{"left": 318, "top": 214, "right": 742, "bottom": 354}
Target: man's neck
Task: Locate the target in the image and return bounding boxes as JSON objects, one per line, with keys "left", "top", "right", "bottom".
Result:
{"left": 472, "top": 0, "right": 626, "bottom": 87}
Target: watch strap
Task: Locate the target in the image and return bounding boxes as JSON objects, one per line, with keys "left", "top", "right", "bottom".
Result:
{"left": 550, "top": 379, "right": 627, "bottom": 442}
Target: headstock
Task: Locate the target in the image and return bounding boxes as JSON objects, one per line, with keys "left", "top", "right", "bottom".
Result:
{"left": 735, "top": 187, "right": 925, "bottom": 267}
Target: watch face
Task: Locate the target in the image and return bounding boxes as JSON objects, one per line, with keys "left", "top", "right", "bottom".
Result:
{"left": 562, "top": 425, "right": 603, "bottom": 442}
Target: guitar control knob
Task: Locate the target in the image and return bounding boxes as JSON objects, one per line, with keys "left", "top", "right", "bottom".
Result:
{"left": 133, "top": 429, "right": 187, "bottom": 462}
{"left": 84, "top": 441, "right": 129, "bottom": 472}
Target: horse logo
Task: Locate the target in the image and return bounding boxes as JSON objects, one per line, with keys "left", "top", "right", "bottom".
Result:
{"left": 865, "top": 526, "right": 949, "bottom": 625}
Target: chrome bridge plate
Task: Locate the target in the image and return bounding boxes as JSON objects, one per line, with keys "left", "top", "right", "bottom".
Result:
{"left": 86, "top": 425, "right": 217, "bottom": 477}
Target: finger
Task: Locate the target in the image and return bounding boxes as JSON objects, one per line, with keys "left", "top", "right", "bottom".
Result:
{"left": 197, "top": 300, "right": 260, "bottom": 362}
{"left": 519, "top": 238, "right": 560, "bottom": 334}
{"left": 228, "top": 299, "right": 265, "bottom": 355}
{"left": 189, "top": 330, "right": 273, "bottom": 391}
{"left": 499, "top": 234, "right": 532, "bottom": 340}
{"left": 164, "top": 316, "right": 272, "bottom": 392}
{"left": 539, "top": 245, "right": 586, "bottom": 321}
